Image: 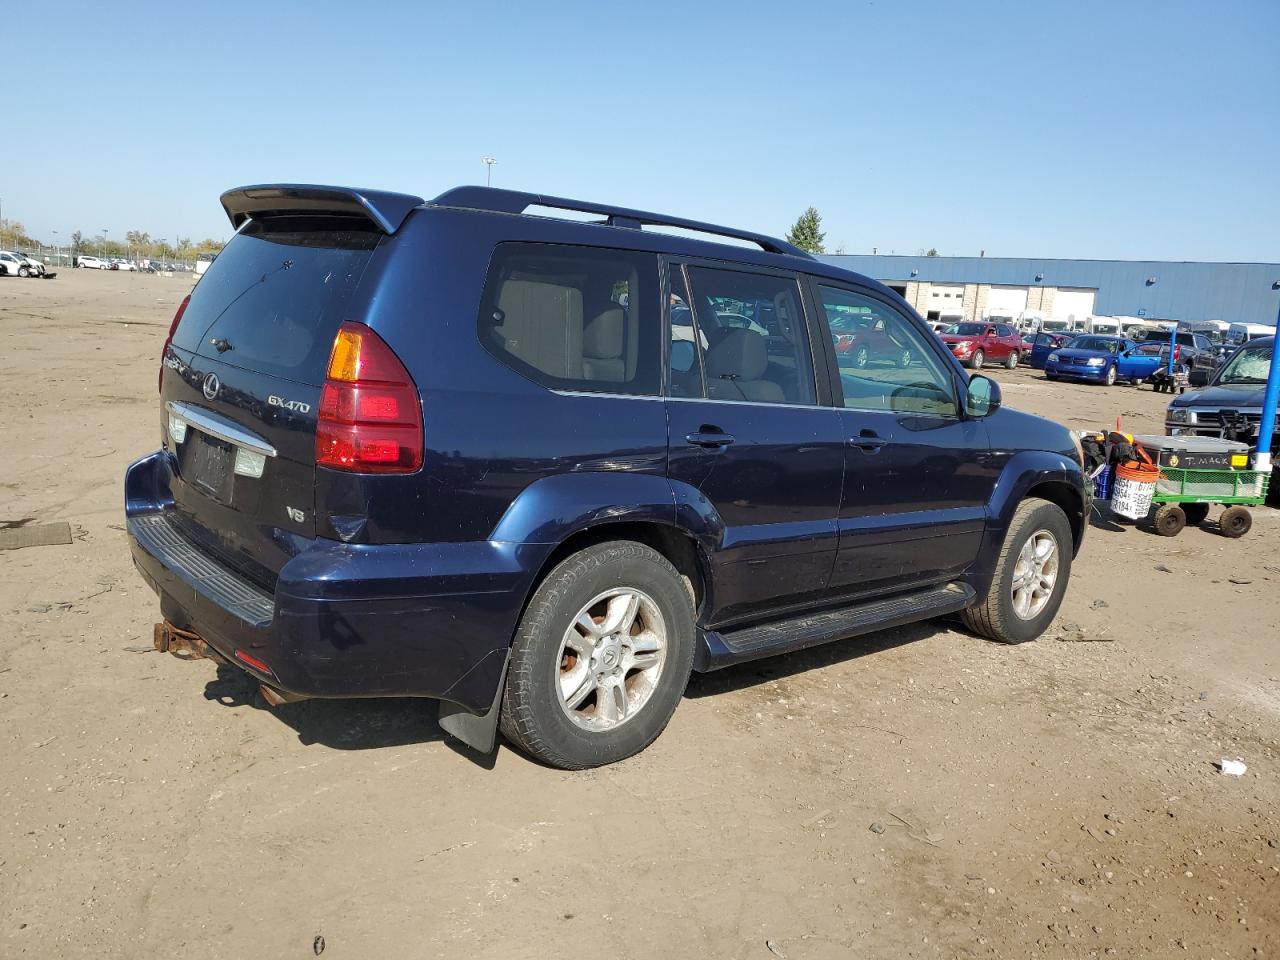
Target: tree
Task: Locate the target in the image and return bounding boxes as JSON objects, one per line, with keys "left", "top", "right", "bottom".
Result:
{"left": 70, "top": 231, "right": 84, "bottom": 254}
{"left": 926, "top": 248, "right": 938, "bottom": 257}
{"left": 786, "top": 207, "right": 826, "bottom": 254}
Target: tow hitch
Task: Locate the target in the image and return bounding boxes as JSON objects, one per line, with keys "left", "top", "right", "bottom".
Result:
{"left": 153, "top": 621, "right": 225, "bottom": 663}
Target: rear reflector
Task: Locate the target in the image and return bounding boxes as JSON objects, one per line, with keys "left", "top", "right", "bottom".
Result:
{"left": 234, "top": 649, "right": 273, "bottom": 675}
{"left": 316, "top": 321, "right": 423, "bottom": 473}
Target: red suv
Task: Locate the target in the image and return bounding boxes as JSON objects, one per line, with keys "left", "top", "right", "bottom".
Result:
{"left": 831, "top": 311, "right": 915, "bottom": 368}
{"left": 940, "top": 322, "right": 1025, "bottom": 369}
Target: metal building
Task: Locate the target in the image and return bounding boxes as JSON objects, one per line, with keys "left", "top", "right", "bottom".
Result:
{"left": 819, "top": 255, "right": 1280, "bottom": 327}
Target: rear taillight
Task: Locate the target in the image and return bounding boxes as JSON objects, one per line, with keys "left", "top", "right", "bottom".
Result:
{"left": 1173, "top": 345, "right": 1181, "bottom": 361}
{"left": 159, "top": 294, "right": 191, "bottom": 392}
{"left": 316, "top": 321, "right": 423, "bottom": 473}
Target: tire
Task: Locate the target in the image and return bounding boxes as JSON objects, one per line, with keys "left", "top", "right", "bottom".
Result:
{"left": 1180, "top": 502, "right": 1210, "bottom": 526}
{"left": 971, "top": 349, "right": 985, "bottom": 370}
{"left": 17, "top": 266, "right": 29, "bottom": 278}
{"left": 1005, "top": 351, "right": 1019, "bottom": 370}
{"left": 1104, "top": 364, "right": 1117, "bottom": 386}
{"left": 1153, "top": 503, "right": 1186, "bottom": 537}
{"left": 852, "top": 345, "right": 869, "bottom": 369}
{"left": 962, "top": 499, "right": 1073, "bottom": 644}
{"left": 1218, "top": 506, "right": 1252, "bottom": 538}
{"left": 1045, "top": 373, "right": 1058, "bottom": 381}
{"left": 499, "top": 541, "right": 695, "bottom": 769}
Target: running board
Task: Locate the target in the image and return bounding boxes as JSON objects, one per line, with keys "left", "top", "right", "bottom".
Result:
{"left": 695, "top": 582, "right": 975, "bottom": 671}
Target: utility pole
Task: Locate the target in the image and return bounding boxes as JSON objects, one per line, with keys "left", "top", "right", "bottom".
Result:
{"left": 483, "top": 155, "right": 497, "bottom": 187}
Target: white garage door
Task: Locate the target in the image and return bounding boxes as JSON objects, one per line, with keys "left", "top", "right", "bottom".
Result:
{"left": 1054, "top": 287, "right": 1097, "bottom": 322}
{"left": 986, "top": 285, "right": 1028, "bottom": 319}
{"left": 927, "top": 284, "right": 966, "bottom": 318}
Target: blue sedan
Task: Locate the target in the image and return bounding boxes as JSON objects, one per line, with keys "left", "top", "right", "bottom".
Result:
{"left": 1043, "top": 335, "right": 1162, "bottom": 386}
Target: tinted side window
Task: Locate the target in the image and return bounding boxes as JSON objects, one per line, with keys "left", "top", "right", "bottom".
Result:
{"left": 683, "top": 266, "right": 815, "bottom": 405}
{"left": 479, "top": 243, "right": 660, "bottom": 396}
{"left": 996, "top": 324, "right": 1014, "bottom": 338}
{"left": 815, "top": 285, "right": 957, "bottom": 417}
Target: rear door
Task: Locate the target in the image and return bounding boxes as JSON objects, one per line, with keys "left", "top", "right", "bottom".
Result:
{"left": 161, "top": 216, "right": 381, "bottom": 585}
{"left": 664, "top": 260, "right": 844, "bottom": 627}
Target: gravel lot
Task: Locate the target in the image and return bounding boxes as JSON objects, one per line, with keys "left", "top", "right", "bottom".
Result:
{"left": 2, "top": 270, "right": 1277, "bottom": 959}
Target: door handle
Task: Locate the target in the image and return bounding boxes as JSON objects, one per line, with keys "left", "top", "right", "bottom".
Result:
{"left": 849, "top": 430, "right": 887, "bottom": 452}
{"left": 686, "top": 430, "right": 736, "bottom": 449}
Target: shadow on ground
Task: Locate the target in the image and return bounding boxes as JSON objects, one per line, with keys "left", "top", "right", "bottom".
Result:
{"left": 203, "top": 664, "right": 445, "bottom": 751}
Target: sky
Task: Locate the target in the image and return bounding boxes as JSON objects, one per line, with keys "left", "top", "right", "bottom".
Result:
{"left": 6, "top": 0, "right": 1278, "bottom": 261}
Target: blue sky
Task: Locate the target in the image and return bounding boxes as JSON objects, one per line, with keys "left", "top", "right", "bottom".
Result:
{"left": 8, "top": 0, "right": 1278, "bottom": 260}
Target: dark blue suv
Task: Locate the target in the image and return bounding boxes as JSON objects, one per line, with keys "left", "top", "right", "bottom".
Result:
{"left": 126, "top": 184, "right": 1087, "bottom": 768}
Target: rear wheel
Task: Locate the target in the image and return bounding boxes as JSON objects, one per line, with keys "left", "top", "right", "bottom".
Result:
{"left": 897, "top": 348, "right": 912, "bottom": 368}
{"left": 499, "top": 541, "right": 695, "bottom": 769}
{"left": 971, "top": 349, "right": 985, "bottom": 370}
{"left": 852, "top": 345, "right": 870, "bottom": 369}
{"left": 1005, "top": 350, "right": 1020, "bottom": 369}
{"left": 1218, "top": 506, "right": 1252, "bottom": 538}
{"left": 1153, "top": 503, "right": 1186, "bottom": 537}
{"left": 1180, "top": 502, "right": 1210, "bottom": 526}
{"left": 962, "top": 499, "right": 1073, "bottom": 644}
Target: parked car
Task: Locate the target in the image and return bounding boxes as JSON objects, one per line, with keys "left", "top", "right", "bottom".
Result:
{"left": 1165, "top": 336, "right": 1278, "bottom": 503}
{"left": 0, "top": 250, "right": 33, "bottom": 276}
{"left": 1025, "top": 332, "right": 1073, "bottom": 369}
{"left": 831, "top": 310, "right": 915, "bottom": 367}
{"left": 1133, "top": 330, "right": 1219, "bottom": 374}
{"left": 1042, "top": 335, "right": 1162, "bottom": 386}
{"left": 939, "top": 321, "right": 1025, "bottom": 369}
{"left": 110, "top": 259, "right": 139, "bottom": 272}
{"left": 76, "top": 255, "right": 107, "bottom": 269}
{"left": 126, "top": 183, "right": 1088, "bottom": 769}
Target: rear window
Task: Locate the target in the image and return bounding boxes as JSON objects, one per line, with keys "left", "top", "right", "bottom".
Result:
{"left": 171, "top": 216, "right": 379, "bottom": 384}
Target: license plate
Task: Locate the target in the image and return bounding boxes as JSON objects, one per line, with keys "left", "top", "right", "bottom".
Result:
{"left": 186, "top": 433, "right": 234, "bottom": 501}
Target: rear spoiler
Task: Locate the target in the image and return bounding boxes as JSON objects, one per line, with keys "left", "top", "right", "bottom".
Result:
{"left": 219, "top": 184, "right": 425, "bottom": 234}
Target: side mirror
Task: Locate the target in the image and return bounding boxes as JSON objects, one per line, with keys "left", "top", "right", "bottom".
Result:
{"left": 1189, "top": 369, "right": 1210, "bottom": 387}
{"left": 966, "top": 375, "right": 1002, "bottom": 418}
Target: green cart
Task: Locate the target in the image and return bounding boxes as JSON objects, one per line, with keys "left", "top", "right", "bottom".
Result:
{"left": 1150, "top": 467, "right": 1271, "bottom": 537}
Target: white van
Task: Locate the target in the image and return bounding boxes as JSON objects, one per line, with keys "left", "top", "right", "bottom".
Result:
{"left": 195, "top": 252, "right": 218, "bottom": 277}
{"left": 1226, "top": 322, "right": 1274, "bottom": 347}
{"left": 1086, "top": 316, "right": 1121, "bottom": 336}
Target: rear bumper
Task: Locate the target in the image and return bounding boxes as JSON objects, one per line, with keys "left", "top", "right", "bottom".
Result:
{"left": 125, "top": 451, "right": 544, "bottom": 711}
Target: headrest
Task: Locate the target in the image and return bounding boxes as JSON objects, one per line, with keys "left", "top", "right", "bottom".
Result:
{"left": 706, "top": 329, "right": 768, "bottom": 381}
{"left": 583, "top": 308, "right": 624, "bottom": 359}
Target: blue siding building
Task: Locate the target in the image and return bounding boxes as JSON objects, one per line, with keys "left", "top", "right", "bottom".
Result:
{"left": 819, "top": 255, "right": 1280, "bottom": 327}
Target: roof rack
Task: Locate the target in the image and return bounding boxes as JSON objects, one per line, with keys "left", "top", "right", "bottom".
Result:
{"left": 431, "top": 186, "right": 811, "bottom": 259}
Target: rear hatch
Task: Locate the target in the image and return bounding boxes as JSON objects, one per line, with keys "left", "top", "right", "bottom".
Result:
{"left": 162, "top": 216, "right": 381, "bottom": 587}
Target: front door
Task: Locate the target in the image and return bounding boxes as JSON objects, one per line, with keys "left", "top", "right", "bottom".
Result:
{"left": 664, "top": 261, "right": 844, "bottom": 628}
{"left": 810, "top": 282, "right": 998, "bottom": 598}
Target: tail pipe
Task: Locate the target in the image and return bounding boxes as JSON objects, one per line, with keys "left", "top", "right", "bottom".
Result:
{"left": 152, "top": 621, "right": 309, "bottom": 707}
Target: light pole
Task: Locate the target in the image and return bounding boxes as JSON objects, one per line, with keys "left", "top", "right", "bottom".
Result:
{"left": 483, "top": 155, "right": 497, "bottom": 187}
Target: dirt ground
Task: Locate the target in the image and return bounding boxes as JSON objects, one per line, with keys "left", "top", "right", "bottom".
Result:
{"left": 1, "top": 270, "right": 1277, "bottom": 960}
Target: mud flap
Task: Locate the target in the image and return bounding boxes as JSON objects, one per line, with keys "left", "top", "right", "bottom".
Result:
{"left": 437, "top": 652, "right": 510, "bottom": 755}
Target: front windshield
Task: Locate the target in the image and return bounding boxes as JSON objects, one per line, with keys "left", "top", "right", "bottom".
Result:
{"left": 949, "top": 322, "right": 986, "bottom": 336}
{"left": 1216, "top": 344, "right": 1272, "bottom": 384}
{"left": 1068, "top": 336, "right": 1120, "bottom": 353}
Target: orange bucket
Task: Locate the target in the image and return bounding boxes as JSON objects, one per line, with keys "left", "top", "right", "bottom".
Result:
{"left": 1115, "top": 461, "right": 1159, "bottom": 483}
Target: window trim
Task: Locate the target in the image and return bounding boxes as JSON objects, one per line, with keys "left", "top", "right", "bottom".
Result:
{"left": 804, "top": 276, "right": 965, "bottom": 419}
{"left": 663, "top": 255, "right": 828, "bottom": 408}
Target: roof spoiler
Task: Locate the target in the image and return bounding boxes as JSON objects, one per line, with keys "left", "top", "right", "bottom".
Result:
{"left": 431, "top": 185, "right": 811, "bottom": 259}
{"left": 220, "top": 184, "right": 425, "bottom": 234}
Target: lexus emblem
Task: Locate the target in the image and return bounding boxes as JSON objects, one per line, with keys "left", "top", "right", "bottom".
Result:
{"left": 202, "top": 373, "right": 221, "bottom": 401}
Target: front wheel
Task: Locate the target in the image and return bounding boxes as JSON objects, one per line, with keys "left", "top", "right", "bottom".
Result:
{"left": 852, "top": 345, "right": 870, "bottom": 369}
{"left": 1153, "top": 503, "right": 1185, "bottom": 537}
{"left": 897, "top": 348, "right": 912, "bottom": 368}
{"left": 970, "top": 349, "right": 985, "bottom": 370}
{"left": 962, "top": 499, "right": 1073, "bottom": 644}
{"left": 17, "top": 266, "right": 30, "bottom": 277}
{"left": 1104, "top": 364, "right": 1117, "bottom": 386}
{"left": 499, "top": 541, "right": 695, "bottom": 769}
